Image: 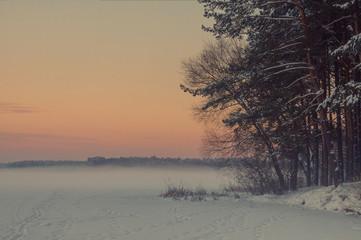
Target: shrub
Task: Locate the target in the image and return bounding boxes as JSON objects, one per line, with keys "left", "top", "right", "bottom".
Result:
{"left": 227, "top": 158, "right": 283, "bottom": 195}
{"left": 160, "top": 180, "right": 192, "bottom": 200}
{"left": 194, "top": 184, "right": 207, "bottom": 196}
{"left": 160, "top": 180, "right": 208, "bottom": 200}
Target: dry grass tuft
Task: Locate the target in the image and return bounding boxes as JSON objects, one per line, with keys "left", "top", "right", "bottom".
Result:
{"left": 160, "top": 180, "right": 208, "bottom": 200}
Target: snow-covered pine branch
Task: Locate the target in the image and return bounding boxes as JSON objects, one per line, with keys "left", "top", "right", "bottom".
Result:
{"left": 333, "top": 0, "right": 355, "bottom": 10}
{"left": 264, "top": 62, "right": 308, "bottom": 71}
{"left": 332, "top": 33, "right": 361, "bottom": 56}
{"left": 318, "top": 81, "right": 361, "bottom": 111}
{"left": 287, "top": 90, "right": 323, "bottom": 104}
{"left": 260, "top": 1, "right": 302, "bottom": 9}
{"left": 257, "top": 15, "right": 301, "bottom": 21}
{"left": 267, "top": 66, "right": 312, "bottom": 76}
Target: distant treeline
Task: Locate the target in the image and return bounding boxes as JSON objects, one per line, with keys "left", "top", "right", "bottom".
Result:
{"left": 0, "top": 157, "right": 224, "bottom": 168}
{"left": 1, "top": 160, "right": 87, "bottom": 168}
{"left": 87, "top": 156, "right": 223, "bottom": 167}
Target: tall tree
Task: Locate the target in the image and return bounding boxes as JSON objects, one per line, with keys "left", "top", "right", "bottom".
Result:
{"left": 181, "top": 39, "right": 288, "bottom": 192}
{"left": 183, "top": 0, "right": 361, "bottom": 189}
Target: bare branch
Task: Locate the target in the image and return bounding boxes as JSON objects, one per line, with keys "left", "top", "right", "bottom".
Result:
{"left": 284, "top": 74, "right": 310, "bottom": 89}
{"left": 275, "top": 42, "right": 302, "bottom": 51}
{"left": 323, "top": 15, "right": 352, "bottom": 28}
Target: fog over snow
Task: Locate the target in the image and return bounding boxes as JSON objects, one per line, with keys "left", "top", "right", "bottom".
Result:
{"left": 0, "top": 167, "right": 360, "bottom": 240}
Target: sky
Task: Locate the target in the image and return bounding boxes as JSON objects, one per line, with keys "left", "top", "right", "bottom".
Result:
{"left": 0, "top": 0, "right": 214, "bottom": 162}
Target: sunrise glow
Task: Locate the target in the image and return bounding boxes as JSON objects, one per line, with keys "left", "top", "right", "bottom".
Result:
{"left": 0, "top": 1, "right": 212, "bottom": 161}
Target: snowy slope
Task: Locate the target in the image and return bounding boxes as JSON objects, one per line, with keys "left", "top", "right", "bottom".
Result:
{"left": 254, "top": 182, "right": 361, "bottom": 215}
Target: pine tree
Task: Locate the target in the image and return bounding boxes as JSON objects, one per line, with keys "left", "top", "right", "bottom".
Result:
{"left": 183, "top": 0, "right": 361, "bottom": 189}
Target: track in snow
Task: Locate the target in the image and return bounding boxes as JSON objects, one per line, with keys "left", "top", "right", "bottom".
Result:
{"left": 1, "top": 189, "right": 361, "bottom": 240}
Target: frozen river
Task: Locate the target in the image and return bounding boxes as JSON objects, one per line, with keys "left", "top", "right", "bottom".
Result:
{"left": 0, "top": 167, "right": 360, "bottom": 240}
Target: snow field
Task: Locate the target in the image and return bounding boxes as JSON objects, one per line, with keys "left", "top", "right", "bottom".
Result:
{"left": 0, "top": 167, "right": 360, "bottom": 240}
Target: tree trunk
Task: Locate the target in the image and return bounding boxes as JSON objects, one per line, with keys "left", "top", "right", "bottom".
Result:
{"left": 251, "top": 119, "right": 287, "bottom": 192}
{"left": 355, "top": 106, "right": 361, "bottom": 176}
{"left": 312, "top": 111, "right": 320, "bottom": 186}
{"left": 358, "top": 104, "right": 361, "bottom": 176}
{"left": 297, "top": 0, "right": 332, "bottom": 186}
{"left": 335, "top": 61, "right": 344, "bottom": 183}
{"left": 290, "top": 152, "right": 299, "bottom": 191}
{"left": 231, "top": 89, "right": 288, "bottom": 192}
{"left": 346, "top": 107, "right": 354, "bottom": 181}
{"left": 353, "top": 0, "right": 361, "bottom": 178}
{"left": 306, "top": 114, "right": 312, "bottom": 186}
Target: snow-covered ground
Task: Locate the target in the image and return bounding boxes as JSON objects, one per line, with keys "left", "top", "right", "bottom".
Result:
{"left": 0, "top": 167, "right": 360, "bottom": 240}
{"left": 254, "top": 182, "right": 361, "bottom": 216}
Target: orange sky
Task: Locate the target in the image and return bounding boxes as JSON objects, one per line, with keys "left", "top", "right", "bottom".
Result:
{"left": 0, "top": 1, "right": 213, "bottom": 162}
